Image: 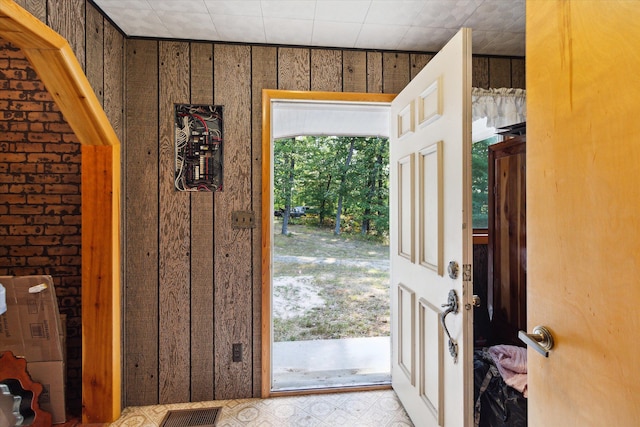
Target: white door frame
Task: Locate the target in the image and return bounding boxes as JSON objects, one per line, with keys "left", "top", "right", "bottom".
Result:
{"left": 261, "top": 89, "right": 396, "bottom": 397}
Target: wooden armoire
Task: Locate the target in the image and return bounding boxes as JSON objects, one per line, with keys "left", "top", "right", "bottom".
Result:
{"left": 487, "top": 130, "right": 527, "bottom": 346}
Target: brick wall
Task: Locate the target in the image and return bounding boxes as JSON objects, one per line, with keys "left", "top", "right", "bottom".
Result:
{"left": 0, "top": 38, "right": 82, "bottom": 414}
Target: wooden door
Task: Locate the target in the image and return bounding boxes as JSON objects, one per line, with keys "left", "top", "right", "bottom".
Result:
{"left": 390, "top": 28, "right": 473, "bottom": 427}
{"left": 488, "top": 136, "right": 526, "bottom": 346}
{"left": 527, "top": 1, "right": 640, "bottom": 424}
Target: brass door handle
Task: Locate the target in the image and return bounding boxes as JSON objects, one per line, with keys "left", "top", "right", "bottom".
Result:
{"left": 518, "top": 326, "right": 554, "bottom": 358}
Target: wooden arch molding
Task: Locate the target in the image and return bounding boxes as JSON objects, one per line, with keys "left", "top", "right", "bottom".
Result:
{"left": 0, "top": 0, "right": 121, "bottom": 423}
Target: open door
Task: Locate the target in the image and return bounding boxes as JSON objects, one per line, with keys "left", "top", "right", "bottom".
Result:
{"left": 390, "top": 29, "right": 472, "bottom": 427}
{"left": 526, "top": 1, "right": 640, "bottom": 424}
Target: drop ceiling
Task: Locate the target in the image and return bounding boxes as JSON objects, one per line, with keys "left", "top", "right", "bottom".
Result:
{"left": 92, "top": 0, "right": 525, "bottom": 56}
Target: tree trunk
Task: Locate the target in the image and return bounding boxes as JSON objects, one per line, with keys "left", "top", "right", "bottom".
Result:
{"left": 281, "top": 155, "right": 295, "bottom": 235}
{"left": 334, "top": 138, "right": 355, "bottom": 235}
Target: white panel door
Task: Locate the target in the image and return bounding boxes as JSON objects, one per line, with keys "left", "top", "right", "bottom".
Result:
{"left": 390, "top": 28, "right": 473, "bottom": 427}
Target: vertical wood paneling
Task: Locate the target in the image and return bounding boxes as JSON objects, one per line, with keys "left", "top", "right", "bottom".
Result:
{"left": 511, "top": 58, "right": 526, "bottom": 89}
{"left": 410, "top": 53, "right": 433, "bottom": 80}
{"left": 85, "top": 3, "right": 103, "bottom": 105}
{"left": 489, "top": 57, "right": 512, "bottom": 88}
{"left": 311, "top": 48, "right": 342, "bottom": 92}
{"left": 213, "top": 44, "right": 253, "bottom": 399}
{"left": 46, "top": 0, "right": 86, "bottom": 70}
{"left": 158, "top": 41, "right": 191, "bottom": 404}
{"left": 189, "top": 42, "right": 215, "bottom": 402}
{"left": 278, "top": 47, "right": 310, "bottom": 90}
{"left": 104, "top": 23, "right": 124, "bottom": 141}
{"left": 367, "top": 51, "right": 383, "bottom": 93}
{"left": 343, "top": 50, "right": 366, "bottom": 93}
{"left": 251, "top": 45, "right": 277, "bottom": 397}
{"left": 382, "top": 52, "right": 409, "bottom": 93}
{"left": 14, "top": 0, "right": 46, "bottom": 22}
{"left": 473, "top": 56, "right": 490, "bottom": 88}
{"left": 124, "top": 39, "right": 159, "bottom": 406}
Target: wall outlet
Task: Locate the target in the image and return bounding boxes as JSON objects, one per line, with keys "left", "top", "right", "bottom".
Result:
{"left": 232, "top": 343, "right": 242, "bottom": 362}
{"left": 231, "top": 211, "right": 255, "bottom": 229}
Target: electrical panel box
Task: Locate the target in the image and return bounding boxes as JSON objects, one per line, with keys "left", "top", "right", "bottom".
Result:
{"left": 174, "top": 104, "right": 223, "bottom": 192}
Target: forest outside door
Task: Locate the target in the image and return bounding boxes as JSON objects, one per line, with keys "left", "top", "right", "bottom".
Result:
{"left": 389, "top": 28, "right": 473, "bottom": 427}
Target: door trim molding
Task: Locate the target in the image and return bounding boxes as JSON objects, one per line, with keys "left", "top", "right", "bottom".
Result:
{"left": 261, "top": 89, "right": 395, "bottom": 397}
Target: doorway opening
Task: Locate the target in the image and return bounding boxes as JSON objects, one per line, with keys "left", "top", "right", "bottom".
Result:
{"left": 261, "top": 91, "right": 396, "bottom": 396}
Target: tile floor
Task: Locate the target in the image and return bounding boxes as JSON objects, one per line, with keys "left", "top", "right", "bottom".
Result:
{"left": 109, "top": 389, "right": 413, "bottom": 427}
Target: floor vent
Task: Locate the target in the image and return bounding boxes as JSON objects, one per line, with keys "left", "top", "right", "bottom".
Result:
{"left": 160, "top": 407, "right": 221, "bottom": 427}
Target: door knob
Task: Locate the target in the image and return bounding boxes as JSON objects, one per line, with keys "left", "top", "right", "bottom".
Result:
{"left": 518, "top": 326, "right": 554, "bottom": 358}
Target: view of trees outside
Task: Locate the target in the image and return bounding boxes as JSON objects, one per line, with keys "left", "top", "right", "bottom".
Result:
{"left": 274, "top": 135, "right": 389, "bottom": 239}
{"left": 471, "top": 135, "right": 498, "bottom": 229}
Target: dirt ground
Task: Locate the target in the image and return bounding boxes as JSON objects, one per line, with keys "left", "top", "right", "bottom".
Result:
{"left": 272, "top": 221, "right": 390, "bottom": 342}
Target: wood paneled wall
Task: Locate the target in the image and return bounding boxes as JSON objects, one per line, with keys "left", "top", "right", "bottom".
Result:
{"left": 123, "top": 41, "right": 525, "bottom": 405}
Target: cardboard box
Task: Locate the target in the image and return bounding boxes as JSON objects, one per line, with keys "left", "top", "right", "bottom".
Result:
{"left": 26, "top": 360, "right": 66, "bottom": 424}
{"left": 0, "top": 275, "right": 66, "bottom": 423}
{"left": 0, "top": 276, "right": 64, "bottom": 362}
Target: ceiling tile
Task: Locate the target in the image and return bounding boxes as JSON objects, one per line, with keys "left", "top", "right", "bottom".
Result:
{"left": 355, "top": 23, "right": 409, "bottom": 50}
{"left": 203, "top": 0, "right": 262, "bottom": 16}
{"left": 263, "top": 17, "right": 314, "bottom": 45}
{"left": 400, "top": 26, "right": 458, "bottom": 52}
{"left": 314, "top": 1, "right": 371, "bottom": 23}
{"left": 94, "top": 0, "right": 152, "bottom": 9}
{"left": 473, "top": 30, "right": 525, "bottom": 56}
{"left": 364, "top": 1, "right": 426, "bottom": 26}
{"left": 150, "top": 0, "right": 209, "bottom": 13}
{"left": 413, "top": 0, "right": 482, "bottom": 28}
{"left": 463, "top": 0, "right": 525, "bottom": 32}
{"left": 213, "top": 15, "right": 266, "bottom": 43}
{"left": 102, "top": 8, "right": 169, "bottom": 38}
{"left": 311, "top": 21, "right": 362, "bottom": 48}
{"left": 155, "top": 10, "right": 217, "bottom": 40}
{"left": 261, "top": 1, "right": 316, "bottom": 20}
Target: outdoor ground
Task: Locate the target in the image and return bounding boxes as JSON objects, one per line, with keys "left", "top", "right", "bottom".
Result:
{"left": 272, "top": 221, "right": 390, "bottom": 342}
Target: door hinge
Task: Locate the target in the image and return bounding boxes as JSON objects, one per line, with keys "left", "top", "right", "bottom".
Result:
{"left": 463, "top": 264, "right": 472, "bottom": 281}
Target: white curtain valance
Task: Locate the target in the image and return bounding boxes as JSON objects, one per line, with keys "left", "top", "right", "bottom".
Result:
{"left": 472, "top": 88, "right": 526, "bottom": 141}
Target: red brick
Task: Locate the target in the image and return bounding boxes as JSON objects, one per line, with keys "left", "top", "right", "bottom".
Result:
{"left": 26, "top": 257, "right": 54, "bottom": 266}
{"left": 0, "top": 194, "right": 26, "bottom": 203}
{"left": 1, "top": 153, "right": 26, "bottom": 162}
{"left": 61, "top": 195, "right": 81, "bottom": 205}
{"left": 0, "top": 215, "right": 25, "bottom": 225}
{"left": 61, "top": 174, "right": 81, "bottom": 184}
{"left": 62, "top": 235, "right": 80, "bottom": 245}
{"left": 29, "top": 122, "right": 45, "bottom": 132}
{"left": 1, "top": 91, "right": 28, "bottom": 101}
{"left": 62, "top": 134, "right": 80, "bottom": 144}
{"left": 9, "top": 225, "right": 44, "bottom": 235}
{"left": 44, "top": 184, "right": 78, "bottom": 194}
{"left": 44, "top": 163, "right": 79, "bottom": 174}
{"left": 28, "top": 133, "right": 62, "bottom": 143}
{"left": 0, "top": 173, "right": 25, "bottom": 183}
{"left": 27, "top": 236, "right": 61, "bottom": 245}
{"left": 9, "top": 246, "right": 44, "bottom": 256}
{"left": 1, "top": 131, "right": 26, "bottom": 142}
{"left": 9, "top": 122, "right": 28, "bottom": 131}
{"left": 45, "top": 205, "right": 79, "bottom": 215}
{"left": 0, "top": 247, "right": 7, "bottom": 256}
{"left": 47, "top": 246, "right": 78, "bottom": 256}
{"left": 0, "top": 257, "right": 26, "bottom": 267}
{"left": 61, "top": 215, "right": 81, "bottom": 225}
{"left": 61, "top": 256, "right": 81, "bottom": 265}
{"left": 45, "top": 122, "right": 74, "bottom": 133}
{"left": 0, "top": 164, "right": 7, "bottom": 173}
{"left": 1, "top": 111, "right": 25, "bottom": 120}
{"left": 45, "top": 225, "right": 78, "bottom": 235}
{"left": 9, "top": 163, "right": 37, "bottom": 173}
{"left": 27, "top": 111, "right": 62, "bottom": 122}
{"left": 45, "top": 143, "right": 80, "bottom": 153}
{"left": 31, "top": 215, "right": 62, "bottom": 225}
{"left": 10, "top": 101, "right": 43, "bottom": 111}
{"left": 25, "top": 174, "right": 61, "bottom": 184}
{"left": 0, "top": 236, "right": 26, "bottom": 245}
{"left": 10, "top": 205, "right": 44, "bottom": 215}
{"left": 61, "top": 153, "right": 81, "bottom": 163}
{"left": 26, "top": 194, "right": 61, "bottom": 204}
{"left": 13, "top": 142, "right": 43, "bottom": 152}
{"left": 27, "top": 153, "right": 60, "bottom": 163}
{"left": 0, "top": 100, "right": 8, "bottom": 109}
{"left": 10, "top": 184, "right": 44, "bottom": 193}
{"left": 10, "top": 80, "right": 44, "bottom": 91}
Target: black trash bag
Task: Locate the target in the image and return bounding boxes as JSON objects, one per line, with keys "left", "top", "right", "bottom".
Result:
{"left": 474, "top": 349, "right": 527, "bottom": 427}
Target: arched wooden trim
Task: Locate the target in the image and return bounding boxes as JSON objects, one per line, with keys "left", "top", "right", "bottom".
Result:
{"left": 0, "top": 0, "right": 121, "bottom": 423}
{"left": 260, "top": 90, "right": 396, "bottom": 397}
